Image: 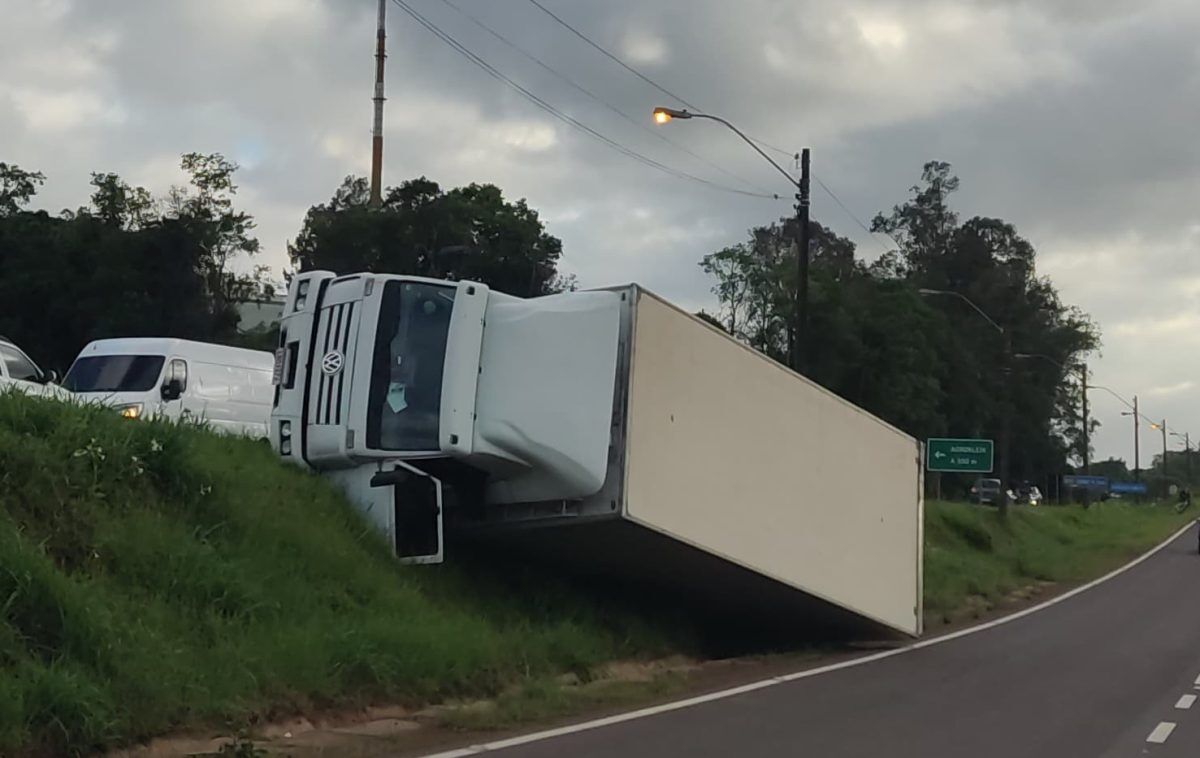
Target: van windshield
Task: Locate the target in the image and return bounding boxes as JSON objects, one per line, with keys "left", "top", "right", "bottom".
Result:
{"left": 64, "top": 355, "right": 165, "bottom": 392}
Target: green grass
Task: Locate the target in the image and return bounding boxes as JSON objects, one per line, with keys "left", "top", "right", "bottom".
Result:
{"left": 0, "top": 392, "right": 681, "bottom": 756}
{"left": 923, "top": 499, "right": 1192, "bottom": 626}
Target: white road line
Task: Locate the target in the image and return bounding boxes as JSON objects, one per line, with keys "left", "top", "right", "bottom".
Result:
{"left": 1176, "top": 694, "right": 1196, "bottom": 710}
{"left": 1147, "top": 722, "right": 1176, "bottom": 744}
{"left": 419, "top": 521, "right": 1197, "bottom": 758}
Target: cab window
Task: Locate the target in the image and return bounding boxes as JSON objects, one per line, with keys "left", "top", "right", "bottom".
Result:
{"left": 0, "top": 344, "right": 41, "bottom": 382}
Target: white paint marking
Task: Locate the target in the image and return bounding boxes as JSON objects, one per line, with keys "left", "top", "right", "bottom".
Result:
{"left": 1147, "top": 721, "right": 1176, "bottom": 744}
{"left": 1176, "top": 694, "right": 1196, "bottom": 710}
{"left": 419, "top": 522, "right": 1197, "bottom": 758}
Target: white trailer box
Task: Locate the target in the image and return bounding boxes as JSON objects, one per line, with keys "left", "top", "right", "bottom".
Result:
{"left": 272, "top": 273, "right": 923, "bottom": 638}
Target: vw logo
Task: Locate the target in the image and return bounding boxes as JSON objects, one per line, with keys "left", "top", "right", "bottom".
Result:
{"left": 321, "top": 350, "right": 345, "bottom": 376}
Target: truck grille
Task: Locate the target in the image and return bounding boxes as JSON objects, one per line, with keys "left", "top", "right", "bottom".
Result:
{"left": 314, "top": 301, "right": 356, "bottom": 425}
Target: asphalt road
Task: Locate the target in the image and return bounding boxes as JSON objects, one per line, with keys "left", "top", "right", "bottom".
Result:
{"left": 446, "top": 523, "right": 1200, "bottom": 758}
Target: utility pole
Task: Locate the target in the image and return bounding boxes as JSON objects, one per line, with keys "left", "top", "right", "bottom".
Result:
{"left": 1187, "top": 432, "right": 1192, "bottom": 486}
{"left": 1079, "top": 363, "right": 1090, "bottom": 508}
{"left": 794, "top": 148, "right": 811, "bottom": 373}
{"left": 1132, "top": 395, "right": 1140, "bottom": 482}
{"left": 998, "top": 330, "right": 1012, "bottom": 517}
{"left": 1081, "top": 364, "right": 1090, "bottom": 476}
{"left": 369, "top": 0, "right": 387, "bottom": 208}
{"left": 1161, "top": 420, "right": 1168, "bottom": 480}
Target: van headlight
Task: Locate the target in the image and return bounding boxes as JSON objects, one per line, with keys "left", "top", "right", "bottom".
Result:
{"left": 117, "top": 403, "right": 143, "bottom": 420}
{"left": 279, "top": 420, "right": 292, "bottom": 455}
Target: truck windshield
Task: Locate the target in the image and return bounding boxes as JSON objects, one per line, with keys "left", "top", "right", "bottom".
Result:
{"left": 64, "top": 355, "right": 165, "bottom": 392}
{"left": 366, "top": 281, "right": 455, "bottom": 451}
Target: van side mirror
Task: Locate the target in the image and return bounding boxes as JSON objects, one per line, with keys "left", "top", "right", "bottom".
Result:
{"left": 161, "top": 378, "right": 184, "bottom": 401}
{"left": 44, "top": 369, "right": 59, "bottom": 384}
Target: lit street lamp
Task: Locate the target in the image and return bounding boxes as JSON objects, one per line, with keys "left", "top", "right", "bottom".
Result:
{"left": 653, "top": 106, "right": 811, "bottom": 371}
{"left": 1012, "top": 353, "right": 1099, "bottom": 479}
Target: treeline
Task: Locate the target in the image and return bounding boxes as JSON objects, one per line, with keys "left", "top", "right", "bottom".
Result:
{"left": 0, "top": 156, "right": 272, "bottom": 371}
{"left": 2, "top": 156, "right": 1099, "bottom": 489}
{"left": 0, "top": 162, "right": 568, "bottom": 373}
{"left": 701, "top": 162, "right": 1099, "bottom": 490}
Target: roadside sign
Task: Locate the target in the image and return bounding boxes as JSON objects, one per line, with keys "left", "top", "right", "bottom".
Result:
{"left": 1110, "top": 481, "right": 1148, "bottom": 495}
{"left": 1062, "top": 475, "right": 1109, "bottom": 490}
{"left": 926, "top": 438, "right": 994, "bottom": 473}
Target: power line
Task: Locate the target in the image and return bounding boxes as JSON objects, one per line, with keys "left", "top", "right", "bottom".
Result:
{"left": 391, "top": 0, "right": 781, "bottom": 200}
{"left": 812, "top": 174, "right": 899, "bottom": 254}
{"left": 524, "top": 0, "right": 791, "bottom": 162}
{"left": 434, "top": 0, "right": 773, "bottom": 196}
{"left": 525, "top": 0, "right": 699, "bottom": 111}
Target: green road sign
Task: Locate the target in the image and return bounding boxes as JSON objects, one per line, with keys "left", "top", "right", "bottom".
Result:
{"left": 926, "top": 438, "right": 994, "bottom": 473}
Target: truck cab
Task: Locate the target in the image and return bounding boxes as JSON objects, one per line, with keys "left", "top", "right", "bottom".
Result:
{"left": 270, "top": 270, "right": 623, "bottom": 563}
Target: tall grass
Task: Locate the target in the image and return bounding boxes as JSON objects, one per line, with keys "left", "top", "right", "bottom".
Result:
{"left": 0, "top": 392, "right": 677, "bottom": 755}
{"left": 923, "top": 499, "right": 1192, "bottom": 626}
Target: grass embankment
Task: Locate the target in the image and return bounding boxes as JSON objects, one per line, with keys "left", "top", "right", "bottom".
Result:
{"left": 923, "top": 499, "right": 1192, "bottom": 626}
{"left": 1, "top": 391, "right": 1194, "bottom": 754}
{"left": 0, "top": 392, "right": 684, "bottom": 756}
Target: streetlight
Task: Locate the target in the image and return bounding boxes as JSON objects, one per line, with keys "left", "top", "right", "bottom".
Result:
{"left": 1121, "top": 396, "right": 1140, "bottom": 482}
{"left": 653, "top": 106, "right": 811, "bottom": 371}
{"left": 1012, "top": 353, "right": 1094, "bottom": 486}
{"left": 1150, "top": 420, "right": 1169, "bottom": 480}
{"left": 1170, "top": 430, "right": 1192, "bottom": 485}
{"left": 919, "top": 288, "right": 1011, "bottom": 515}
{"left": 920, "top": 289, "right": 1005, "bottom": 334}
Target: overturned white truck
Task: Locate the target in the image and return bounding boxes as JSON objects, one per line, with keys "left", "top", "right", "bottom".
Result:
{"left": 271, "top": 271, "right": 924, "bottom": 637}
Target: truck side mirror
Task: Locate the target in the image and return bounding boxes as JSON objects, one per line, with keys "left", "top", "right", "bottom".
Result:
{"left": 44, "top": 369, "right": 59, "bottom": 384}
{"left": 161, "top": 378, "right": 184, "bottom": 401}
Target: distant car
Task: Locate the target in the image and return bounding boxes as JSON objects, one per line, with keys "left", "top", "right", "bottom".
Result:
{"left": 970, "top": 477, "right": 1004, "bottom": 505}
{"left": 0, "top": 336, "right": 69, "bottom": 402}
{"left": 1014, "top": 485, "right": 1043, "bottom": 506}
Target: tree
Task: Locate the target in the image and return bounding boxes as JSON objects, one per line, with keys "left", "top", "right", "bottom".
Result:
{"left": 290, "top": 176, "right": 566, "bottom": 297}
{"left": 0, "top": 163, "right": 45, "bottom": 217}
{"left": 88, "top": 172, "right": 156, "bottom": 230}
{"left": 702, "top": 161, "right": 1100, "bottom": 491}
{"left": 0, "top": 155, "right": 266, "bottom": 370}
{"left": 167, "top": 152, "right": 266, "bottom": 324}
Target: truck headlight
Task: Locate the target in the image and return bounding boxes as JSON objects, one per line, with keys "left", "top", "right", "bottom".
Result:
{"left": 117, "top": 403, "right": 143, "bottom": 420}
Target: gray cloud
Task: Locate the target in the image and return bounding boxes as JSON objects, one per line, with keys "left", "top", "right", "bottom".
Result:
{"left": 2, "top": 0, "right": 1197, "bottom": 462}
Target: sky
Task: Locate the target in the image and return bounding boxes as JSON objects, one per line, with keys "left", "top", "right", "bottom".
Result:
{"left": 2, "top": 0, "right": 1199, "bottom": 465}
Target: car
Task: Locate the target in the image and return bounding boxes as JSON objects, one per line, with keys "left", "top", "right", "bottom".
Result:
{"left": 0, "top": 336, "right": 70, "bottom": 402}
{"left": 970, "top": 477, "right": 1004, "bottom": 505}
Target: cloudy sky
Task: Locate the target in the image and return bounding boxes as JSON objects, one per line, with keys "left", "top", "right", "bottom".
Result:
{"left": 3, "top": 0, "right": 1199, "bottom": 464}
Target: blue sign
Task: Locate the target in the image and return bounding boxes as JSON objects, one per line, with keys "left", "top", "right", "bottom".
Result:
{"left": 1110, "top": 481, "right": 1149, "bottom": 495}
{"left": 1062, "top": 475, "right": 1109, "bottom": 490}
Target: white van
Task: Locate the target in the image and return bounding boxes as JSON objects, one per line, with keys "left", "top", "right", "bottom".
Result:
{"left": 64, "top": 338, "right": 274, "bottom": 438}
{"left": 0, "top": 336, "right": 71, "bottom": 402}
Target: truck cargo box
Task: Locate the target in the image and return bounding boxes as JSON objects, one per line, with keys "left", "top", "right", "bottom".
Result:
{"left": 452, "top": 287, "right": 924, "bottom": 638}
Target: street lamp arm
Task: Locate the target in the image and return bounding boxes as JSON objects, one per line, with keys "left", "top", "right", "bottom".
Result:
{"left": 918, "top": 289, "right": 1004, "bottom": 334}
{"left": 666, "top": 110, "right": 799, "bottom": 189}
{"left": 1087, "top": 384, "right": 1136, "bottom": 412}
{"left": 1012, "top": 352, "right": 1064, "bottom": 370}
